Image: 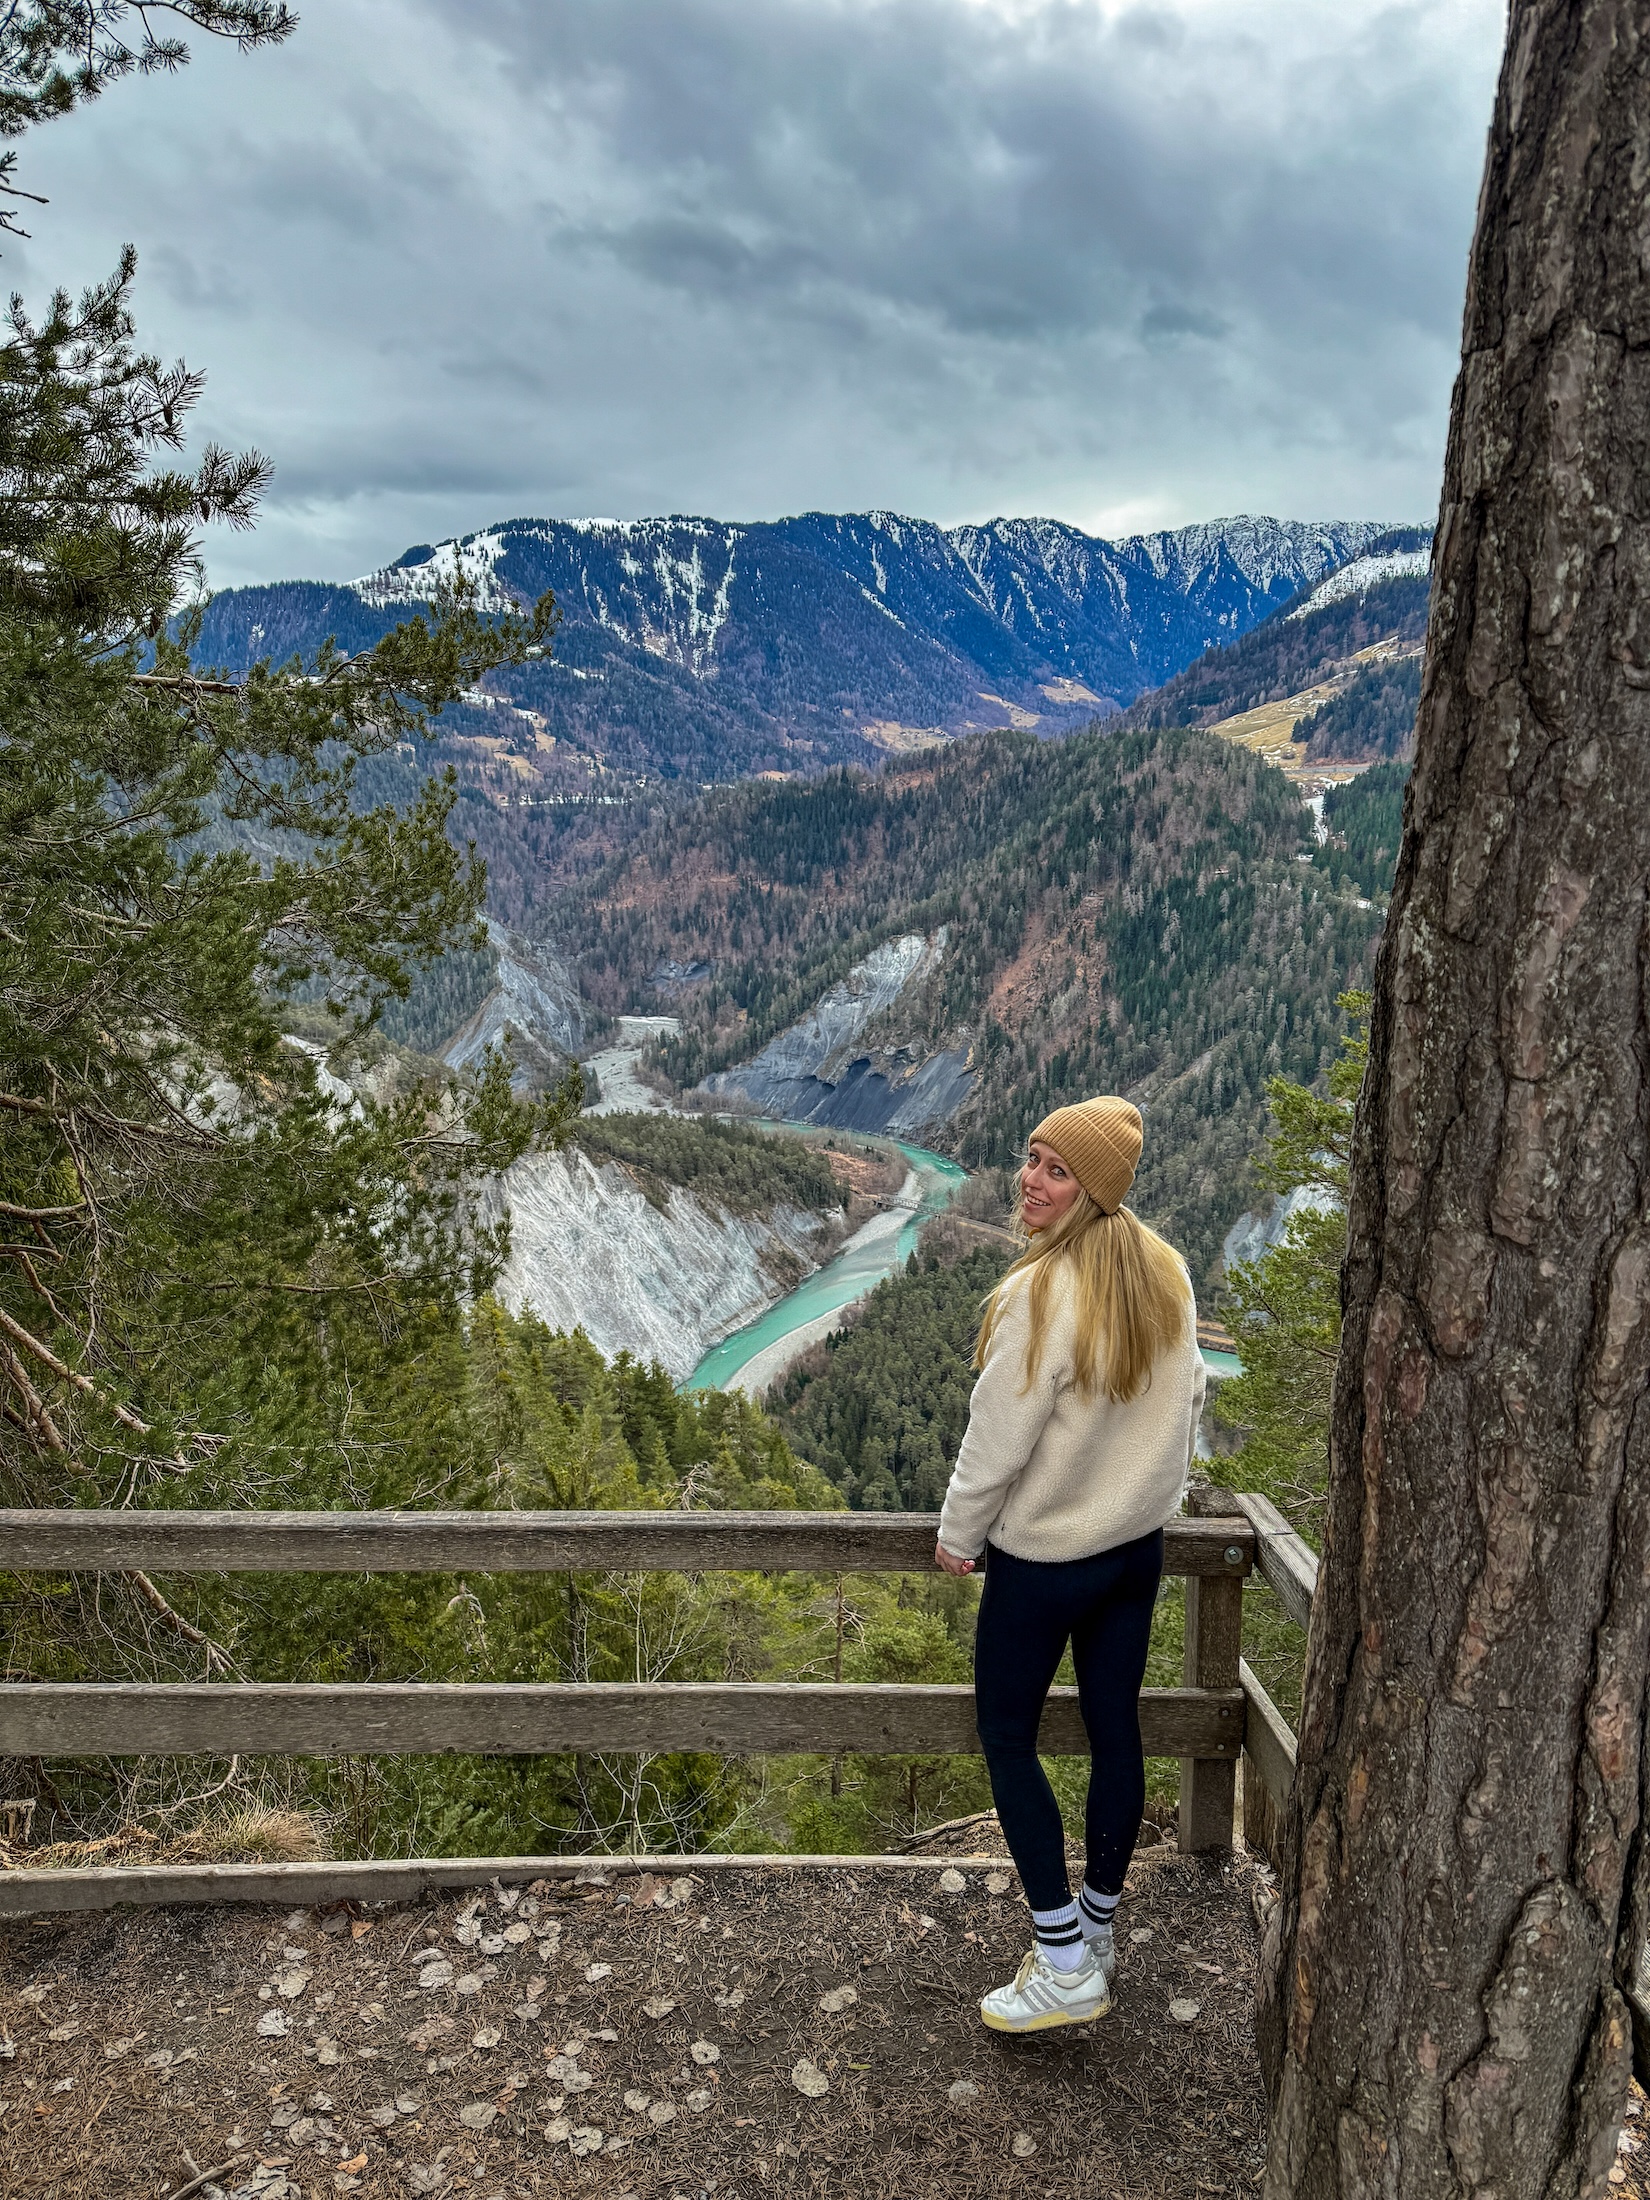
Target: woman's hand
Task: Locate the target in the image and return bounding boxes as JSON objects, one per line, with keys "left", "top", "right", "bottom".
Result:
{"left": 934, "top": 1539, "right": 975, "bottom": 1576}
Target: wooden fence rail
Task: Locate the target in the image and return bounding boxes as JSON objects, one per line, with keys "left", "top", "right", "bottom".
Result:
{"left": 0, "top": 1508, "right": 1254, "bottom": 1578}
{"left": 0, "top": 1681, "right": 1243, "bottom": 1760}
{"left": 1227, "top": 1491, "right": 1317, "bottom": 1868}
{"left": 0, "top": 1504, "right": 1256, "bottom": 1890}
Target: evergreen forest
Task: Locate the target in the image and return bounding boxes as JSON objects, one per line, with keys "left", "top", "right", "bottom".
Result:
{"left": 1310, "top": 765, "right": 1409, "bottom": 900}
{"left": 1300, "top": 658, "right": 1421, "bottom": 763}
{"left": 559, "top": 724, "right": 1385, "bottom": 1288}
{"left": 772, "top": 1244, "right": 1006, "bottom": 1512}
{"left": 574, "top": 1113, "right": 843, "bottom": 1218}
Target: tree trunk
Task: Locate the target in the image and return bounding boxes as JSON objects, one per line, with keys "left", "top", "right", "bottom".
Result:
{"left": 1260, "top": 6, "right": 1650, "bottom": 2195}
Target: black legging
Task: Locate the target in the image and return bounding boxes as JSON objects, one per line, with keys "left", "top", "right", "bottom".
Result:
{"left": 972, "top": 1528, "right": 1164, "bottom": 1912}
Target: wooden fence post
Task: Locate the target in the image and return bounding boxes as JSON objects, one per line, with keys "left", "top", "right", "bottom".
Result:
{"left": 1179, "top": 1488, "right": 1246, "bottom": 1851}
{"left": 1180, "top": 1570, "right": 1243, "bottom": 1850}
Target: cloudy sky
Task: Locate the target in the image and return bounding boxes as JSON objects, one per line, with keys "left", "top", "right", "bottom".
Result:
{"left": 16, "top": 0, "right": 1505, "bottom": 586}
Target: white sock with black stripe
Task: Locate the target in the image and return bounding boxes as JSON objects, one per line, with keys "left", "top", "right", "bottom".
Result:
{"left": 1078, "top": 1883, "right": 1120, "bottom": 1941}
{"left": 1030, "top": 1898, "right": 1087, "bottom": 1973}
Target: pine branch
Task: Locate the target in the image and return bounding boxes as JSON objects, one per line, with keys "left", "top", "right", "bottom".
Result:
{"left": 122, "top": 1567, "right": 236, "bottom": 1675}
{"left": 0, "top": 1300, "right": 153, "bottom": 1434}
{"left": 0, "top": 1338, "right": 69, "bottom": 1454}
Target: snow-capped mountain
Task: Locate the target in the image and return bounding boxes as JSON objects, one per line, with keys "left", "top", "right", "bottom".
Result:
{"left": 192, "top": 510, "right": 1413, "bottom": 784}
{"left": 1286, "top": 544, "right": 1432, "bottom": 618}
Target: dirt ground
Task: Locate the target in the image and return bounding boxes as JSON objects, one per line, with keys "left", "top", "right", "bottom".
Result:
{"left": 1, "top": 1844, "right": 1644, "bottom": 2200}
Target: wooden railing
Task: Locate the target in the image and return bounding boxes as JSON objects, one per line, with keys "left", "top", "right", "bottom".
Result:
{"left": 1225, "top": 1490, "right": 1319, "bottom": 1867}
{"left": 0, "top": 1506, "right": 1258, "bottom": 1852}
{"left": 22, "top": 1482, "right": 1648, "bottom": 2099}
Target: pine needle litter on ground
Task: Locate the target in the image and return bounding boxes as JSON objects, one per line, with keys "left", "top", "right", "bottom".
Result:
{"left": 2, "top": 1844, "right": 1644, "bottom": 2199}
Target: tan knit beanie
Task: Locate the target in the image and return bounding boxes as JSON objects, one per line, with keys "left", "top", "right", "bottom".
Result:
{"left": 1028, "top": 1096, "right": 1143, "bottom": 1215}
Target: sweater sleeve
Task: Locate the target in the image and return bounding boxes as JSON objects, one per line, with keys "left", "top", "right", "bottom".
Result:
{"left": 937, "top": 1277, "right": 1064, "bottom": 1559}
{"left": 1187, "top": 1307, "right": 1208, "bottom": 1468}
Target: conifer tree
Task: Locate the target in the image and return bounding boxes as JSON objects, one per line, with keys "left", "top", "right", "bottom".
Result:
{"left": 1262, "top": 5, "right": 1650, "bottom": 2189}
{"left": 0, "top": 4, "right": 580, "bottom": 1670}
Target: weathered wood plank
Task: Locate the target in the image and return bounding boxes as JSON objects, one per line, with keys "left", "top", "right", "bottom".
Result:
{"left": 1232, "top": 1492, "right": 1318, "bottom": 1631}
{"left": 1239, "top": 1656, "right": 1298, "bottom": 1812}
{"left": 0, "top": 1508, "right": 1253, "bottom": 1578}
{"left": 1242, "top": 1752, "right": 1283, "bottom": 1867}
{"left": 1179, "top": 1572, "right": 1244, "bottom": 1852}
{"left": 0, "top": 1851, "right": 1013, "bottom": 1919}
{"left": 0, "top": 1681, "right": 1243, "bottom": 1759}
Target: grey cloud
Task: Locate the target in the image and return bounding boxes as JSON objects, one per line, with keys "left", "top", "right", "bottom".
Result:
{"left": 8, "top": 0, "right": 1504, "bottom": 583}
{"left": 1139, "top": 303, "right": 1227, "bottom": 346}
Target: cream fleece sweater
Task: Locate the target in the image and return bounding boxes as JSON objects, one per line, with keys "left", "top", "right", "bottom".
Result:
{"left": 937, "top": 1258, "right": 1206, "bottom": 1563}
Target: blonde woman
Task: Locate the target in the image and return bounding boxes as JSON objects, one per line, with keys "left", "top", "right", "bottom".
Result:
{"left": 935, "top": 1096, "right": 1205, "bottom": 2033}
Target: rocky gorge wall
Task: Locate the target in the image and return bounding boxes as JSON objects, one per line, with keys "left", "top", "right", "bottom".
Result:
{"left": 703, "top": 930, "right": 973, "bottom": 1140}
{"left": 493, "top": 1143, "right": 837, "bottom": 1380}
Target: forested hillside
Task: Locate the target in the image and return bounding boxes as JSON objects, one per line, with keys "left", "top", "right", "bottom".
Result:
{"left": 1300, "top": 655, "right": 1422, "bottom": 762}
{"left": 773, "top": 1244, "right": 1004, "bottom": 1510}
{"left": 1123, "top": 570, "right": 1428, "bottom": 737}
{"left": 1311, "top": 764, "right": 1409, "bottom": 899}
{"left": 574, "top": 1111, "right": 843, "bottom": 1217}
{"left": 552, "top": 723, "right": 1385, "bottom": 1286}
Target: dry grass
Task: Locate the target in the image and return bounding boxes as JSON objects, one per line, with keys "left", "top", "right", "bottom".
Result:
{"left": 1203, "top": 637, "right": 1425, "bottom": 781}
{"left": 0, "top": 1812, "right": 325, "bottom": 1876}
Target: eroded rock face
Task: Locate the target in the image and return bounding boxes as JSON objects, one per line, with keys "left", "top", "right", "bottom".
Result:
{"left": 494, "top": 1146, "right": 832, "bottom": 1380}
{"left": 443, "top": 922, "right": 586, "bottom": 1086}
{"left": 704, "top": 931, "right": 973, "bottom": 1137}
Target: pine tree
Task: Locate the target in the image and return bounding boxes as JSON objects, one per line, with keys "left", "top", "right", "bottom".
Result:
{"left": 1262, "top": 5, "right": 1650, "bottom": 2188}
{"left": 0, "top": 8, "right": 579, "bottom": 1690}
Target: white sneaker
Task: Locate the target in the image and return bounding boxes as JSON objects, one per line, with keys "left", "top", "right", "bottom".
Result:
{"left": 980, "top": 1942, "right": 1112, "bottom": 2033}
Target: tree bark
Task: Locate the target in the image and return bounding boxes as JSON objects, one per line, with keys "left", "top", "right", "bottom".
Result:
{"left": 1261, "top": 6, "right": 1650, "bottom": 2195}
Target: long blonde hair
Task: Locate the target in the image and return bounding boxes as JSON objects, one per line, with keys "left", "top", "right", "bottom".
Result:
{"left": 975, "top": 1190, "right": 1191, "bottom": 1403}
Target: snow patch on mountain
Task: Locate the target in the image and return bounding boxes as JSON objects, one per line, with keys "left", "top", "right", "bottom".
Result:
{"left": 356, "top": 528, "right": 519, "bottom": 615}
{"left": 1288, "top": 548, "right": 1432, "bottom": 618}
{"left": 1118, "top": 515, "right": 1388, "bottom": 597}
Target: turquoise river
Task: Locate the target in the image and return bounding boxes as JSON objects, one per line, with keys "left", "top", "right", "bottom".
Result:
{"left": 684, "top": 1130, "right": 1241, "bottom": 1394}
{"left": 685, "top": 1137, "right": 968, "bottom": 1392}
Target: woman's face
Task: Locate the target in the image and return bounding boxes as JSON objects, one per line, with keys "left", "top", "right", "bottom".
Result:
{"left": 1020, "top": 1141, "right": 1083, "bottom": 1231}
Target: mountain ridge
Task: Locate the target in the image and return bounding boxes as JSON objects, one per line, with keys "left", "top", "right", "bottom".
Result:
{"left": 191, "top": 510, "right": 1418, "bottom": 787}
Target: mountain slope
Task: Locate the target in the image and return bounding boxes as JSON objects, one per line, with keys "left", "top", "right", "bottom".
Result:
{"left": 1121, "top": 531, "right": 1431, "bottom": 773}
{"left": 547, "top": 723, "right": 1384, "bottom": 1288}
{"left": 191, "top": 512, "right": 1407, "bottom": 787}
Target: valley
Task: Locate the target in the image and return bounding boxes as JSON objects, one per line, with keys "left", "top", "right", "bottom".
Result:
{"left": 483, "top": 1002, "right": 973, "bottom": 1390}
{"left": 687, "top": 1138, "right": 968, "bottom": 1394}
{"left": 273, "top": 520, "right": 1425, "bottom": 1420}
{"left": 492, "top": 1129, "right": 841, "bottom": 1380}
{"left": 547, "top": 721, "right": 1386, "bottom": 1289}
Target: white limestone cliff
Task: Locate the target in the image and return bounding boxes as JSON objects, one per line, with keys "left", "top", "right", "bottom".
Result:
{"left": 494, "top": 1144, "right": 835, "bottom": 1381}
